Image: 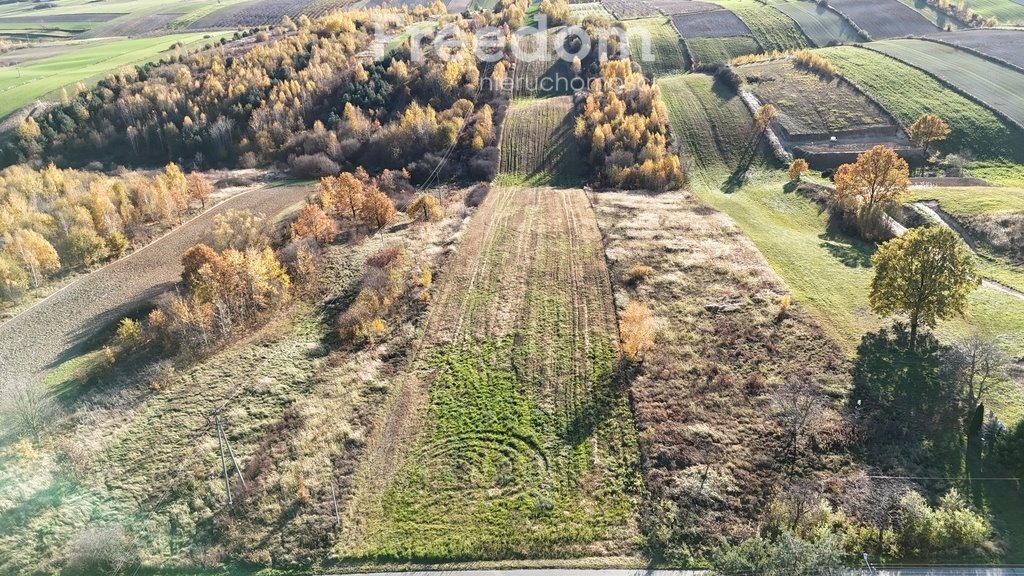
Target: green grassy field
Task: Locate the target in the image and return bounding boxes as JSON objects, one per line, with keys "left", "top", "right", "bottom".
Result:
{"left": 740, "top": 58, "right": 894, "bottom": 135}
{"left": 869, "top": 38, "right": 1024, "bottom": 130}
{"left": 496, "top": 97, "right": 584, "bottom": 187}
{"left": 350, "top": 187, "right": 641, "bottom": 561}
{"left": 626, "top": 17, "right": 689, "bottom": 77}
{"left": 710, "top": 0, "right": 813, "bottom": 51}
{"left": 961, "top": 0, "right": 1024, "bottom": 23}
{"left": 771, "top": 0, "right": 865, "bottom": 45}
{"left": 685, "top": 35, "right": 761, "bottom": 66}
{"left": 820, "top": 46, "right": 1024, "bottom": 163}
{"left": 910, "top": 185, "right": 1024, "bottom": 216}
{"left": 659, "top": 72, "right": 771, "bottom": 188}
{"left": 0, "top": 33, "right": 219, "bottom": 119}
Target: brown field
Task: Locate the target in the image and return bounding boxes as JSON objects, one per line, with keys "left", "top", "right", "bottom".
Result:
{"left": 344, "top": 187, "right": 642, "bottom": 560}
{"left": 592, "top": 190, "right": 853, "bottom": 557}
{"left": 602, "top": 0, "right": 663, "bottom": 19}
{"left": 648, "top": 0, "right": 721, "bottom": 14}
{"left": 672, "top": 9, "right": 751, "bottom": 38}
{"left": 928, "top": 28, "right": 1024, "bottom": 70}
{"left": 829, "top": 0, "right": 939, "bottom": 38}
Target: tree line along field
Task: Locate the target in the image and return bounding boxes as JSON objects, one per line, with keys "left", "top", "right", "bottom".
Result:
{"left": 626, "top": 17, "right": 689, "bottom": 77}
{"left": 827, "top": 0, "right": 940, "bottom": 39}
{"left": 868, "top": 38, "right": 1024, "bottom": 130}
{"left": 818, "top": 45, "right": 1024, "bottom": 162}
{"left": 497, "top": 97, "right": 583, "bottom": 186}
{"left": 0, "top": 32, "right": 223, "bottom": 120}
{"left": 771, "top": 0, "right": 865, "bottom": 46}
{"left": 346, "top": 187, "right": 642, "bottom": 561}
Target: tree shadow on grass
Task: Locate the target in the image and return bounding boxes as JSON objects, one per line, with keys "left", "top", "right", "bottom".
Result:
{"left": 818, "top": 234, "right": 874, "bottom": 268}
{"left": 849, "top": 322, "right": 963, "bottom": 474}
{"left": 721, "top": 134, "right": 762, "bottom": 194}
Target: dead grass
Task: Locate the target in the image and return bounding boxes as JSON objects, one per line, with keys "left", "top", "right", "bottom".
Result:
{"left": 592, "top": 190, "right": 855, "bottom": 562}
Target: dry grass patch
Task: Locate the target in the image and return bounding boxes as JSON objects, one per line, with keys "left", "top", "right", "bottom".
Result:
{"left": 593, "top": 190, "right": 854, "bottom": 562}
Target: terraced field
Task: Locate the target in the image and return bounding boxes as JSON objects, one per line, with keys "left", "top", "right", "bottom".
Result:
{"left": 569, "top": 1, "right": 615, "bottom": 20}
{"left": 0, "top": 32, "right": 220, "bottom": 120}
{"left": 511, "top": 30, "right": 575, "bottom": 98}
{"left": 960, "top": 0, "right": 1024, "bottom": 24}
{"left": 869, "top": 38, "right": 1024, "bottom": 129}
{"left": 626, "top": 17, "right": 689, "bottom": 76}
{"left": 498, "top": 97, "right": 583, "bottom": 187}
{"left": 353, "top": 187, "right": 641, "bottom": 560}
{"left": 672, "top": 8, "right": 751, "bottom": 36}
{"left": 820, "top": 45, "right": 1024, "bottom": 162}
{"left": 772, "top": 0, "right": 865, "bottom": 46}
{"left": 927, "top": 29, "right": 1024, "bottom": 71}
{"left": 659, "top": 72, "right": 768, "bottom": 187}
{"left": 602, "top": 0, "right": 663, "bottom": 20}
{"left": 741, "top": 59, "right": 895, "bottom": 136}
{"left": 723, "top": 0, "right": 812, "bottom": 51}
{"left": 829, "top": 0, "right": 939, "bottom": 39}
{"left": 685, "top": 35, "right": 761, "bottom": 65}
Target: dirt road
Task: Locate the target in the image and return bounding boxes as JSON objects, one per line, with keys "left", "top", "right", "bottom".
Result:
{"left": 0, "top": 183, "right": 311, "bottom": 388}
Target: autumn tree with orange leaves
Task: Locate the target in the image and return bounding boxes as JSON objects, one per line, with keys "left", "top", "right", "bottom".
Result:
{"left": 833, "top": 145, "right": 910, "bottom": 208}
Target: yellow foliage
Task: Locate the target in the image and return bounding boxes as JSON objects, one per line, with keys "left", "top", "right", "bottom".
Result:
{"left": 620, "top": 302, "right": 655, "bottom": 362}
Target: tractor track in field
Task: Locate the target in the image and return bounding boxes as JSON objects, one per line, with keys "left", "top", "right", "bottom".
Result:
{"left": 0, "top": 183, "right": 311, "bottom": 388}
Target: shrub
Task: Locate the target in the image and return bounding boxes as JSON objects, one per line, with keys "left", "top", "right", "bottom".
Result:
{"left": 712, "top": 530, "right": 848, "bottom": 576}
{"left": 620, "top": 301, "right": 655, "bottom": 361}
{"left": 288, "top": 153, "right": 340, "bottom": 178}
{"left": 64, "top": 525, "right": 138, "bottom": 575}
{"left": 407, "top": 193, "right": 444, "bottom": 222}
{"left": 792, "top": 49, "right": 839, "bottom": 80}
{"left": 627, "top": 264, "right": 653, "bottom": 285}
{"left": 897, "top": 489, "right": 990, "bottom": 556}
{"left": 114, "top": 317, "right": 143, "bottom": 349}
{"left": 1, "top": 380, "right": 58, "bottom": 441}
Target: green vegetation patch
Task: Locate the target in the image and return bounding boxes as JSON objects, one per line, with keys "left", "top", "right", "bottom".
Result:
{"left": 497, "top": 97, "right": 584, "bottom": 187}
{"left": 869, "top": 38, "right": 1024, "bottom": 130}
{"left": 772, "top": 0, "right": 864, "bottom": 46}
{"left": 710, "top": 0, "right": 812, "bottom": 51}
{"left": 626, "top": 17, "right": 689, "bottom": 77}
{"left": 685, "top": 34, "right": 761, "bottom": 65}
{"left": 820, "top": 46, "right": 1024, "bottom": 162}
{"left": 659, "top": 72, "right": 772, "bottom": 188}
{"left": 960, "top": 0, "right": 1024, "bottom": 24}
{"left": 355, "top": 188, "right": 641, "bottom": 561}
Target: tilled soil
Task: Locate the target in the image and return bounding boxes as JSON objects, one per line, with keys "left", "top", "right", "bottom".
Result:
{"left": 0, "top": 184, "right": 311, "bottom": 388}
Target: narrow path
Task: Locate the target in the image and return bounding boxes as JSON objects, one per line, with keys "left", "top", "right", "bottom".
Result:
{"left": 912, "top": 201, "right": 1024, "bottom": 301}
{"left": 0, "top": 183, "right": 311, "bottom": 388}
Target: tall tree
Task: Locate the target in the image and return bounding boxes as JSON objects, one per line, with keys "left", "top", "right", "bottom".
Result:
{"left": 908, "top": 114, "right": 951, "bottom": 159}
{"left": 359, "top": 187, "right": 396, "bottom": 233}
{"left": 869, "top": 226, "right": 980, "bottom": 345}
{"left": 834, "top": 145, "right": 910, "bottom": 208}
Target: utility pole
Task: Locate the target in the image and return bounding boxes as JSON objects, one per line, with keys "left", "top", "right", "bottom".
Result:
{"left": 215, "top": 415, "right": 233, "bottom": 508}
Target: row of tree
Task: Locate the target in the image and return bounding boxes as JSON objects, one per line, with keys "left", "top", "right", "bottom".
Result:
{"left": 0, "top": 163, "right": 210, "bottom": 301}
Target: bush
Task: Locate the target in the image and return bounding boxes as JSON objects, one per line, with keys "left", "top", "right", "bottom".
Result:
{"left": 1, "top": 380, "right": 58, "bottom": 441}
{"left": 712, "top": 531, "right": 848, "bottom": 576}
{"left": 627, "top": 264, "right": 653, "bottom": 285}
{"left": 114, "top": 317, "right": 143, "bottom": 349}
{"left": 897, "top": 489, "right": 990, "bottom": 557}
{"left": 620, "top": 302, "right": 655, "bottom": 361}
{"left": 64, "top": 525, "right": 139, "bottom": 575}
{"left": 288, "top": 153, "right": 340, "bottom": 178}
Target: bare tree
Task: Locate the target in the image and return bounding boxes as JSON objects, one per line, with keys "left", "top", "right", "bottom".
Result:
{"left": 942, "top": 334, "right": 1008, "bottom": 410}
{"left": 771, "top": 377, "right": 825, "bottom": 454}
{"left": 1, "top": 380, "right": 58, "bottom": 441}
